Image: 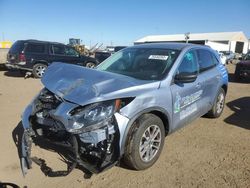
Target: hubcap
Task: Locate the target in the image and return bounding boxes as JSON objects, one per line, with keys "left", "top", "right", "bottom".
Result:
{"left": 216, "top": 93, "right": 224, "bottom": 114}
{"left": 86, "top": 62, "right": 95, "bottom": 68}
{"left": 35, "top": 65, "right": 46, "bottom": 77}
{"left": 139, "top": 125, "right": 161, "bottom": 162}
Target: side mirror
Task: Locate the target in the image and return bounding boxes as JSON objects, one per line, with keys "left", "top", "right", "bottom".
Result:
{"left": 175, "top": 72, "right": 197, "bottom": 83}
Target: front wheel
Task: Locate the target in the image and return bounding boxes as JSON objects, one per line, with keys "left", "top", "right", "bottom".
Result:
{"left": 123, "top": 114, "right": 165, "bottom": 170}
{"left": 32, "top": 63, "right": 47, "bottom": 78}
{"left": 206, "top": 88, "right": 226, "bottom": 118}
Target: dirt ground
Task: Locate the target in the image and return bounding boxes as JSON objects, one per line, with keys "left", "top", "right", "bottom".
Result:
{"left": 0, "top": 64, "right": 249, "bottom": 188}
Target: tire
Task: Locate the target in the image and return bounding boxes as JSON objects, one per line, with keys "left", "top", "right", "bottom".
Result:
{"left": 85, "top": 62, "right": 96, "bottom": 68}
{"left": 32, "top": 63, "right": 48, "bottom": 78}
{"left": 123, "top": 114, "right": 165, "bottom": 170}
{"left": 206, "top": 88, "right": 226, "bottom": 118}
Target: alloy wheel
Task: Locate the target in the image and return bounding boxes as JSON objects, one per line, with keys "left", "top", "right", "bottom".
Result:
{"left": 35, "top": 65, "right": 46, "bottom": 77}
{"left": 216, "top": 93, "right": 225, "bottom": 114}
{"left": 139, "top": 124, "right": 162, "bottom": 162}
{"left": 86, "top": 62, "right": 96, "bottom": 68}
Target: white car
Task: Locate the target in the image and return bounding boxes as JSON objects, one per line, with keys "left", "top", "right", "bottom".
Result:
{"left": 218, "top": 52, "right": 227, "bottom": 65}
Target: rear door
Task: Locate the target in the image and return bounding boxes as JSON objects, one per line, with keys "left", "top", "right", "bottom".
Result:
{"left": 197, "top": 49, "right": 220, "bottom": 111}
{"left": 170, "top": 50, "right": 205, "bottom": 130}
{"left": 24, "top": 42, "right": 47, "bottom": 63}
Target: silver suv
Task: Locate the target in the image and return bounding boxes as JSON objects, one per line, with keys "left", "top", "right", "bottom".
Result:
{"left": 21, "top": 43, "right": 228, "bottom": 177}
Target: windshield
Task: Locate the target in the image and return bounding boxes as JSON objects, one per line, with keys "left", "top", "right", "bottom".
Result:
{"left": 96, "top": 47, "right": 180, "bottom": 80}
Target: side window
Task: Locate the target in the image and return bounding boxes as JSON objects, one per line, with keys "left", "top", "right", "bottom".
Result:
{"left": 65, "top": 47, "right": 79, "bottom": 56}
{"left": 177, "top": 50, "right": 198, "bottom": 75}
{"left": 211, "top": 53, "right": 220, "bottom": 65}
{"left": 52, "top": 45, "right": 65, "bottom": 55}
{"left": 197, "top": 49, "right": 215, "bottom": 72}
{"left": 25, "top": 43, "right": 45, "bottom": 53}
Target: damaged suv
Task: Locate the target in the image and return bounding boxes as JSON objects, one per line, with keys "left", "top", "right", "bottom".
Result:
{"left": 21, "top": 43, "right": 228, "bottom": 177}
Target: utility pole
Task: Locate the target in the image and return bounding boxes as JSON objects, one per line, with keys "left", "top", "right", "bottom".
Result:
{"left": 185, "top": 32, "right": 190, "bottom": 43}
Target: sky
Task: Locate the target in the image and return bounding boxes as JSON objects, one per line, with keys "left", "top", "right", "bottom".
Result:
{"left": 0, "top": 0, "right": 250, "bottom": 47}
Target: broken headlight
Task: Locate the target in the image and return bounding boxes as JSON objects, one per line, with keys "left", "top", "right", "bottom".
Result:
{"left": 67, "top": 99, "right": 121, "bottom": 133}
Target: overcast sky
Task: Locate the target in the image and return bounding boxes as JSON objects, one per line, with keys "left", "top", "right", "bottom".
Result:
{"left": 0, "top": 0, "right": 249, "bottom": 46}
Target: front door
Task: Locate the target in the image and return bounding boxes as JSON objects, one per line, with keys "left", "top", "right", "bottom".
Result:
{"left": 49, "top": 44, "right": 80, "bottom": 64}
{"left": 170, "top": 50, "right": 204, "bottom": 131}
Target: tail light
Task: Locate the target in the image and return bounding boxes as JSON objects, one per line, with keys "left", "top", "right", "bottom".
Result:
{"left": 19, "top": 53, "right": 26, "bottom": 62}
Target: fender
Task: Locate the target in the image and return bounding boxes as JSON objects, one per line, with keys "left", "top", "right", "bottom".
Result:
{"left": 31, "top": 59, "right": 49, "bottom": 65}
{"left": 119, "top": 106, "right": 171, "bottom": 156}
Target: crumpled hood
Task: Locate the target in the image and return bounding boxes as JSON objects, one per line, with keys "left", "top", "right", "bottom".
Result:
{"left": 42, "top": 62, "right": 160, "bottom": 105}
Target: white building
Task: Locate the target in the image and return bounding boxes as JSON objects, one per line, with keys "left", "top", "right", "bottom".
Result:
{"left": 249, "top": 39, "right": 250, "bottom": 51}
{"left": 134, "top": 31, "right": 249, "bottom": 54}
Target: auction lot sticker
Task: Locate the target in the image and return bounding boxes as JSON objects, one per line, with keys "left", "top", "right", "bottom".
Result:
{"left": 148, "top": 55, "right": 168, "bottom": 60}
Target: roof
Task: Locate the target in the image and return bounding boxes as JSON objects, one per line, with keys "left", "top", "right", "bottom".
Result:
{"left": 18, "top": 39, "right": 64, "bottom": 45}
{"left": 131, "top": 42, "right": 198, "bottom": 50}
{"left": 135, "top": 31, "right": 248, "bottom": 44}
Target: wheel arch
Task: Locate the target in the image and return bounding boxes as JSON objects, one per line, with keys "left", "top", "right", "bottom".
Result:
{"left": 221, "top": 84, "right": 228, "bottom": 94}
{"left": 120, "top": 107, "right": 170, "bottom": 156}
{"left": 150, "top": 110, "right": 170, "bottom": 134}
{"left": 32, "top": 60, "right": 49, "bottom": 66}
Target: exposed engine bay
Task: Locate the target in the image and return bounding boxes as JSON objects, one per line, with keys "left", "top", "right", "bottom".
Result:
{"left": 21, "top": 88, "right": 122, "bottom": 177}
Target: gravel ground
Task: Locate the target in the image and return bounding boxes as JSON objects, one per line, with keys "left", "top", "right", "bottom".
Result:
{"left": 0, "top": 64, "right": 249, "bottom": 188}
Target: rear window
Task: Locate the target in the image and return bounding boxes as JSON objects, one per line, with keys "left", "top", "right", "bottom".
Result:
{"left": 25, "top": 43, "right": 45, "bottom": 53}
{"left": 9, "top": 41, "right": 24, "bottom": 53}
{"left": 197, "top": 49, "right": 216, "bottom": 72}
{"left": 211, "top": 53, "right": 220, "bottom": 65}
{"left": 51, "top": 45, "right": 65, "bottom": 55}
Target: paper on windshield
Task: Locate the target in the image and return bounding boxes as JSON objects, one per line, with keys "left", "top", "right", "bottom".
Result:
{"left": 148, "top": 55, "right": 168, "bottom": 60}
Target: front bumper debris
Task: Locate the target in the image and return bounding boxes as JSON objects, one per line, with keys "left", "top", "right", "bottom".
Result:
{"left": 21, "top": 105, "right": 34, "bottom": 176}
{"left": 21, "top": 129, "right": 33, "bottom": 176}
{"left": 20, "top": 89, "right": 127, "bottom": 177}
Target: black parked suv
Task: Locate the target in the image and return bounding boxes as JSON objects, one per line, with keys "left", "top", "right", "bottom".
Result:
{"left": 5, "top": 40, "right": 98, "bottom": 78}
{"left": 234, "top": 51, "right": 250, "bottom": 81}
{"left": 94, "top": 46, "right": 127, "bottom": 63}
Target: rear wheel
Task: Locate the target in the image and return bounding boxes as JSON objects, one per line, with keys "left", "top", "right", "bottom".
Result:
{"left": 32, "top": 63, "right": 47, "bottom": 78}
{"left": 85, "top": 62, "right": 96, "bottom": 68}
{"left": 123, "top": 114, "right": 165, "bottom": 170}
{"left": 206, "top": 88, "right": 225, "bottom": 118}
